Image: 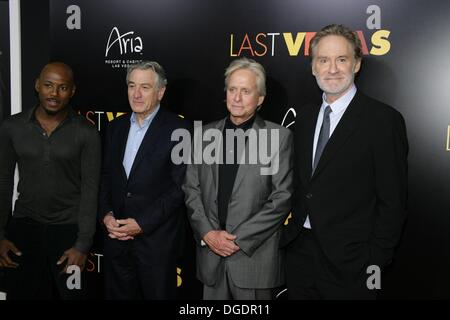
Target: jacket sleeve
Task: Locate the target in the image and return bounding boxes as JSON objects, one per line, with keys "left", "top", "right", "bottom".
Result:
{"left": 134, "top": 120, "right": 190, "bottom": 235}
{"left": 370, "top": 110, "right": 408, "bottom": 268}
{"left": 182, "top": 128, "right": 216, "bottom": 244}
{"left": 134, "top": 153, "right": 187, "bottom": 235}
{"left": 74, "top": 125, "right": 101, "bottom": 253}
{"left": 98, "top": 122, "right": 115, "bottom": 221}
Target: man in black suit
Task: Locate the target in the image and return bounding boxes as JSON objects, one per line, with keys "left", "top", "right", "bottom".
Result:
{"left": 99, "top": 61, "right": 187, "bottom": 299}
{"left": 283, "top": 24, "right": 408, "bottom": 299}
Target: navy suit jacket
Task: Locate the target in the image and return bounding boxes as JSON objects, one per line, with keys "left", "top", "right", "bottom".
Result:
{"left": 99, "top": 107, "right": 189, "bottom": 264}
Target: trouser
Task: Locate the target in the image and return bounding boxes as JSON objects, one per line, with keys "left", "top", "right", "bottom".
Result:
{"left": 103, "top": 237, "right": 177, "bottom": 300}
{"left": 285, "top": 228, "right": 376, "bottom": 300}
{"left": 0, "top": 217, "right": 87, "bottom": 300}
{"left": 203, "top": 262, "right": 272, "bottom": 300}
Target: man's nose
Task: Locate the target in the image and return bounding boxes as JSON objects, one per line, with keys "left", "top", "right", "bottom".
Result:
{"left": 50, "top": 86, "right": 58, "bottom": 96}
{"left": 133, "top": 88, "right": 142, "bottom": 98}
{"left": 328, "top": 60, "right": 338, "bottom": 73}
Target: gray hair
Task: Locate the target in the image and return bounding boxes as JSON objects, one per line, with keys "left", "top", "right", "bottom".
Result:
{"left": 126, "top": 60, "right": 168, "bottom": 89}
{"left": 309, "top": 24, "right": 363, "bottom": 61}
{"left": 224, "top": 57, "right": 266, "bottom": 96}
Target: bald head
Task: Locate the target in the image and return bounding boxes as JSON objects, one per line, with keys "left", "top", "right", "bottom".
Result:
{"left": 39, "top": 62, "right": 74, "bottom": 84}
{"left": 35, "top": 62, "right": 76, "bottom": 116}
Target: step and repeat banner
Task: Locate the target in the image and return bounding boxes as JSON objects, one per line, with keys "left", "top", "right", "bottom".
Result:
{"left": 46, "top": 0, "right": 450, "bottom": 299}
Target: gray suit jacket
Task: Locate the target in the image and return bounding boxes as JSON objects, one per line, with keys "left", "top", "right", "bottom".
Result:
{"left": 183, "top": 115, "right": 293, "bottom": 289}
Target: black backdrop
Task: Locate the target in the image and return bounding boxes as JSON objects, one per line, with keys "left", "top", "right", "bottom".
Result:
{"left": 14, "top": 0, "right": 450, "bottom": 299}
{"left": 0, "top": 0, "right": 10, "bottom": 122}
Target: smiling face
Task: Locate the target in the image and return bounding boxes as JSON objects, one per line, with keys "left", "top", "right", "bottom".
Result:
{"left": 312, "top": 35, "right": 361, "bottom": 103}
{"left": 35, "top": 63, "right": 75, "bottom": 115}
{"left": 127, "top": 68, "right": 166, "bottom": 122}
{"left": 226, "top": 68, "right": 265, "bottom": 125}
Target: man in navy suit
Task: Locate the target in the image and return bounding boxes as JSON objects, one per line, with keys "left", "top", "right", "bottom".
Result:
{"left": 99, "top": 61, "right": 188, "bottom": 299}
{"left": 282, "top": 24, "right": 408, "bottom": 299}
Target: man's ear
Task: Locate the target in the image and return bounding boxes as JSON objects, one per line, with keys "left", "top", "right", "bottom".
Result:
{"left": 311, "top": 59, "right": 316, "bottom": 76}
{"left": 258, "top": 95, "right": 265, "bottom": 107}
{"left": 354, "top": 59, "right": 362, "bottom": 74}
{"left": 70, "top": 85, "right": 76, "bottom": 98}
{"left": 34, "top": 78, "right": 40, "bottom": 92}
{"left": 158, "top": 86, "right": 167, "bottom": 101}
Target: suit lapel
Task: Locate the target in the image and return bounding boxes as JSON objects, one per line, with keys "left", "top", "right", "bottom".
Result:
{"left": 127, "top": 108, "right": 165, "bottom": 181}
{"left": 118, "top": 115, "right": 131, "bottom": 181}
{"left": 210, "top": 119, "right": 226, "bottom": 198}
{"left": 298, "top": 105, "right": 319, "bottom": 184}
{"left": 311, "top": 92, "right": 364, "bottom": 180}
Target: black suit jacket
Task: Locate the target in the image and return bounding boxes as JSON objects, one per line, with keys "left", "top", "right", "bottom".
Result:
{"left": 282, "top": 91, "right": 408, "bottom": 281}
{"left": 99, "top": 108, "right": 189, "bottom": 264}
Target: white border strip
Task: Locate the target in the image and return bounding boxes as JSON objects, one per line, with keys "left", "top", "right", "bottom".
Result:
{"left": 9, "top": 0, "right": 21, "bottom": 115}
{"left": 9, "top": 0, "right": 21, "bottom": 215}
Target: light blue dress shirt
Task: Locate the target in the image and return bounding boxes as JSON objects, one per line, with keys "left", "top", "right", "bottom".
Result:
{"left": 122, "top": 105, "right": 160, "bottom": 178}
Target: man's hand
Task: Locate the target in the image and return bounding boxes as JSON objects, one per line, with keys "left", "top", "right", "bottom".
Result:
{"left": 107, "top": 218, "right": 143, "bottom": 241}
{"left": 0, "top": 239, "right": 22, "bottom": 268}
{"left": 57, "top": 247, "right": 87, "bottom": 273}
{"left": 203, "top": 230, "right": 240, "bottom": 257}
{"left": 103, "top": 214, "right": 133, "bottom": 241}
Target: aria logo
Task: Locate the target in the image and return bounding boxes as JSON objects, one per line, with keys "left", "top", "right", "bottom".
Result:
{"left": 105, "top": 27, "right": 143, "bottom": 57}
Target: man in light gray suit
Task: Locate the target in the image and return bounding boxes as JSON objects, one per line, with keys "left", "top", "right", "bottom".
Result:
{"left": 183, "top": 58, "right": 293, "bottom": 300}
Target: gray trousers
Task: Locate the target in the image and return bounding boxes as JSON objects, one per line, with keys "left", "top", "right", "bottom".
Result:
{"left": 203, "top": 263, "right": 272, "bottom": 300}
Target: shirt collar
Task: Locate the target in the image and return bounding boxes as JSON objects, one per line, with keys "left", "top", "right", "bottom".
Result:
{"left": 321, "top": 84, "right": 357, "bottom": 114}
{"left": 130, "top": 105, "right": 160, "bottom": 128}
{"left": 225, "top": 113, "right": 256, "bottom": 131}
{"left": 27, "top": 105, "right": 76, "bottom": 123}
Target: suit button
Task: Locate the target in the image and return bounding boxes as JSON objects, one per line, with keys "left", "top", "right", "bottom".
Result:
{"left": 126, "top": 192, "right": 132, "bottom": 198}
{"left": 306, "top": 193, "right": 312, "bottom": 199}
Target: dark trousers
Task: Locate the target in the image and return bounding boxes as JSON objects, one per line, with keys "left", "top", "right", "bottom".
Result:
{"left": 285, "top": 228, "right": 376, "bottom": 300}
{"left": 104, "top": 237, "right": 177, "bottom": 300}
{"left": 0, "top": 217, "right": 87, "bottom": 300}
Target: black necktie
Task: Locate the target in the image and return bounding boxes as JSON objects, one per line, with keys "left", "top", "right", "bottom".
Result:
{"left": 312, "top": 106, "right": 332, "bottom": 173}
